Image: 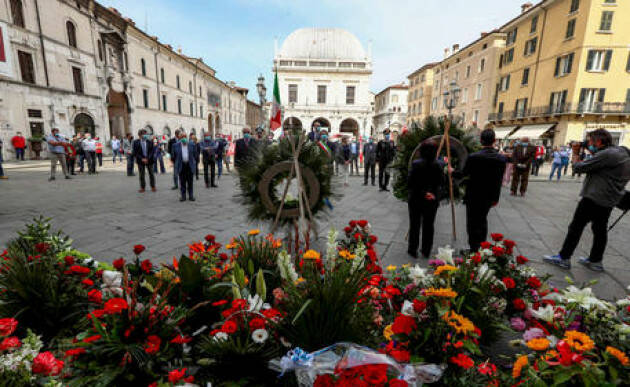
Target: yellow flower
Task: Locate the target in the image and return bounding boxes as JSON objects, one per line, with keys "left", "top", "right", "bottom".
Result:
{"left": 606, "top": 346, "right": 630, "bottom": 366}
{"left": 564, "top": 330, "right": 595, "bottom": 352}
{"left": 386, "top": 265, "right": 397, "bottom": 271}
{"left": 383, "top": 324, "right": 394, "bottom": 341}
{"left": 512, "top": 355, "right": 528, "bottom": 379}
{"left": 294, "top": 277, "right": 306, "bottom": 285}
{"left": 424, "top": 287, "right": 458, "bottom": 298}
{"left": 543, "top": 349, "right": 559, "bottom": 361}
{"left": 527, "top": 337, "right": 550, "bottom": 351}
{"left": 442, "top": 310, "right": 475, "bottom": 335}
{"left": 303, "top": 250, "right": 321, "bottom": 260}
{"left": 434, "top": 265, "right": 458, "bottom": 276}
{"left": 248, "top": 229, "right": 260, "bottom": 236}
{"left": 402, "top": 264, "right": 410, "bottom": 269}
{"left": 338, "top": 250, "right": 356, "bottom": 260}
{"left": 226, "top": 243, "right": 238, "bottom": 249}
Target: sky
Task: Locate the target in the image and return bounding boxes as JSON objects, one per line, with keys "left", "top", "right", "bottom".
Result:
{"left": 100, "top": 0, "right": 530, "bottom": 98}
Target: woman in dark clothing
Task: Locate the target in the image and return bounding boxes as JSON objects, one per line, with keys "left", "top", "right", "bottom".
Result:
{"left": 407, "top": 140, "right": 444, "bottom": 259}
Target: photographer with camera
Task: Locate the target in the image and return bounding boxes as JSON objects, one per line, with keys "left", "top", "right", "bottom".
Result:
{"left": 544, "top": 129, "right": 630, "bottom": 272}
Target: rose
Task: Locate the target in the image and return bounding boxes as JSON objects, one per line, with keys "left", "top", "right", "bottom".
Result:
{"left": 516, "top": 255, "right": 529, "bottom": 264}
{"left": 490, "top": 233, "right": 503, "bottom": 241}
{"left": 470, "top": 253, "right": 482, "bottom": 264}
{"left": 391, "top": 314, "right": 417, "bottom": 336}
{"left": 168, "top": 368, "right": 187, "bottom": 383}
{"left": 412, "top": 299, "right": 427, "bottom": 314}
{"left": 133, "top": 244, "right": 145, "bottom": 255}
{"left": 513, "top": 298, "right": 526, "bottom": 311}
{"left": 88, "top": 289, "right": 102, "bottom": 304}
{"left": 362, "top": 364, "right": 387, "bottom": 385}
{"left": 390, "top": 380, "right": 408, "bottom": 387}
{"left": 113, "top": 257, "right": 125, "bottom": 270}
{"left": 222, "top": 320, "right": 238, "bottom": 334}
{"left": 32, "top": 352, "right": 64, "bottom": 376}
{"left": 69, "top": 265, "right": 91, "bottom": 275}
{"left": 357, "top": 220, "right": 368, "bottom": 228}
{"left": 527, "top": 276, "right": 541, "bottom": 289}
{"left": 503, "top": 239, "right": 516, "bottom": 249}
{"left": 81, "top": 278, "right": 94, "bottom": 287}
{"left": 0, "top": 336, "right": 21, "bottom": 351}
{"left": 140, "top": 259, "right": 152, "bottom": 273}
{"left": 510, "top": 317, "right": 526, "bottom": 331}
{"left": 144, "top": 335, "right": 161, "bottom": 354}
{"left": 104, "top": 298, "right": 128, "bottom": 314}
{"left": 64, "top": 255, "right": 75, "bottom": 265}
{"left": 502, "top": 277, "right": 516, "bottom": 289}
{"left": 480, "top": 241, "right": 492, "bottom": 249}
{"left": 492, "top": 246, "right": 506, "bottom": 257}
{"left": 34, "top": 242, "right": 50, "bottom": 254}
{"left": 249, "top": 317, "right": 266, "bottom": 331}
{"left": 0, "top": 318, "right": 18, "bottom": 337}
{"left": 204, "top": 234, "right": 215, "bottom": 242}
{"left": 343, "top": 226, "right": 352, "bottom": 234}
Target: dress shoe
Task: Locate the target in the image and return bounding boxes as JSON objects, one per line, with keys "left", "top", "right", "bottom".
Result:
{"left": 179, "top": 197, "right": 186, "bottom": 202}
{"left": 151, "top": 187, "right": 156, "bottom": 192}
{"left": 211, "top": 184, "right": 218, "bottom": 188}
{"left": 363, "top": 182, "right": 368, "bottom": 186}
{"left": 65, "top": 176, "right": 72, "bottom": 179}
{"left": 171, "top": 186, "right": 178, "bottom": 190}
{"left": 189, "top": 197, "right": 196, "bottom": 202}
{"left": 138, "top": 188, "right": 145, "bottom": 193}
{"left": 48, "top": 177, "right": 55, "bottom": 181}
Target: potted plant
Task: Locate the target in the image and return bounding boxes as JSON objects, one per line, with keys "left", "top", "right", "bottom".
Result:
{"left": 28, "top": 136, "right": 44, "bottom": 159}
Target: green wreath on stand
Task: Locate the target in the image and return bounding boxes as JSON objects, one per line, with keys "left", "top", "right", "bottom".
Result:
{"left": 237, "top": 136, "right": 337, "bottom": 227}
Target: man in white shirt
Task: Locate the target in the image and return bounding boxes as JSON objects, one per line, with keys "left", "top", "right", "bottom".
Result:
{"left": 173, "top": 133, "right": 197, "bottom": 201}
{"left": 111, "top": 136, "right": 122, "bottom": 163}
{"left": 82, "top": 134, "right": 97, "bottom": 174}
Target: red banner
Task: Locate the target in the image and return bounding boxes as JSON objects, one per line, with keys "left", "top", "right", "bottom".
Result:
{"left": 0, "top": 26, "right": 6, "bottom": 63}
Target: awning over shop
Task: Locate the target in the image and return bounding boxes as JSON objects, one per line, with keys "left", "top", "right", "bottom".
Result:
{"left": 511, "top": 124, "right": 556, "bottom": 139}
{"left": 494, "top": 126, "right": 519, "bottom": 139}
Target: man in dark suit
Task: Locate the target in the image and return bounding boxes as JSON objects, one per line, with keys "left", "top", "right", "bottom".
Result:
{"left": 234, "top": 128, "right": 256, "bottom": 169}
{"left": 363, "top": 136, "right": 377, "bottom": 186}
{"left": 172, "top": 135, "right": 197, "bottom": 201}
{"left": 199, "top": 132, "right": 218, "bottom": 188}
{"left": 168, "top": 129, "right": 181, "bottom": 190}
{"left": 461, "top": 129, "right": 507, "bottom": 252}
{"left": 511, "top": 136, "right": 536, "bottom": 196}
{"left": 376, "top": 129, "right": 396, "bottom": 191}
{"left": 132, "top": 128, "right": 156, "bottom": 193}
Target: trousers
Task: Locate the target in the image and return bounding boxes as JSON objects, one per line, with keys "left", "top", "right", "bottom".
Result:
{"left": 350, "top": 156, "right": 359, "bottom": 174}
{"left": 378, "top": 162, "right": 390, "bottom": 189}
{"left": 466, "top": 202, "right": 493, "bottom": 252}
{"left": 203, "top": 159, "right": 216, "bottom": 186}
{"left": 408, "top": 198, "right": 439, "bottom": 257}
{"left": 179, "top": 164, "right": 194, "bottom": 199}
{"left": 137, "top": 161, "right": 155, "bottom": 189}
{"left": 126, "top": 153, "right": 135, "bottom": 176}
{"left": 50, "top": 153, "right": 68, "bottom": 178}
{"left": 559, "top": 198, "right": 613, "bottom": 263}
{"left": 364, "top": 162, "right": 376, "bottom": 184}
{"left": 511, "top": 166, "right": 529, "bottom": 195}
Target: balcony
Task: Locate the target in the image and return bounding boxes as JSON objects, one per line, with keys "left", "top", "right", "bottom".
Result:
{"left": 489, "top": 102, "right": 630, "bottom": 122}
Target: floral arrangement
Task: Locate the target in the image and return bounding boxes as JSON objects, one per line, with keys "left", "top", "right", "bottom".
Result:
{"left": 0, "top": 219, "right": 629, "bottom": 386}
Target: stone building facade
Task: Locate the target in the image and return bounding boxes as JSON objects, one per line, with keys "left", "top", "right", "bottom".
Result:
{"left": 373, "top": 84, "right": 408, "bottom": 136}
{"left": 407, "top": 63, "right": 438, "bottom": 126}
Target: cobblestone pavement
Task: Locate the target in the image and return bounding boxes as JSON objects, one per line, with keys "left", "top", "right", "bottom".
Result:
{"left": 1, "top": 162, "right": 629, "bottom": 300}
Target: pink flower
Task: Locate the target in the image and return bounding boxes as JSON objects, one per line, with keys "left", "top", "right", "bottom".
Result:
{"left": 510, "top": 317, "right": 526, "bottom": 331}
{"left": 523, "top": 327, "right": 545, "bottom": 342}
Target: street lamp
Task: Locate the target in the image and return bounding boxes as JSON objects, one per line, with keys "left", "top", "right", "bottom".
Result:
{"left": 441, "top": 80, "right": 460, "bottom": 242}
{"left": 256, "top": 74, "right": 267, "bottom": 130}
{"left": 443, "top": 80, "right": 461, "bottom": 116}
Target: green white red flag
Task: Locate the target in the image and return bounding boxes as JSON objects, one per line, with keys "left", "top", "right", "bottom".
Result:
{"left": 270, "top": 71, "right": 282, "bottom": 131}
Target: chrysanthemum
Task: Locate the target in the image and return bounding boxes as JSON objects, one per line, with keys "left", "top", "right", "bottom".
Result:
{"left": 303, "top": 250, "right": 321, "bottom": 260}
{"left": 526, "top": 337, "right": 550, "bottom": 351}
{"left": 606, "top": 346, "right": 630, "bottom": 366}
{"left": 564, "top": 331, "right": 595, "bottom": 352}
{"left": 512, "top": 355, "right": 528, "bottom": 379}
{"left": 424, "top": 287, "right": 458, "bottom": 298}
{"left": 434, "top": 265, "right": 458, "bottom": 276}
{"left": 248, "top": 229, "right": 260, "bottom": 236}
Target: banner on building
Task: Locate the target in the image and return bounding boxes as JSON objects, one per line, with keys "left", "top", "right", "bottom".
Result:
{"left": 0, "top": 21, "right": 14, "bottom": 78}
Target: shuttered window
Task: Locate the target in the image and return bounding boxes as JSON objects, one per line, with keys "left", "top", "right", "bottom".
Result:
{"left": 72, "top": 67, "right": 84, "bottom": 94}
{"left": 18, "top": 51, "right": 35, "bottom": 84}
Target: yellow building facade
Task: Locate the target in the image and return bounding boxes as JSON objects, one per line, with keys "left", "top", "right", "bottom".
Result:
{"left": 406, "top": 63, "right": 438, "bottom": 126}
{"left": 490, "top": 0, "right": 630, "bottom": 147}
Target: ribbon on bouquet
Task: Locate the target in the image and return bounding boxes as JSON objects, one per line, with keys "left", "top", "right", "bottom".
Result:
{"left": 277, "top": 347, "right": 314, "bottom": 376}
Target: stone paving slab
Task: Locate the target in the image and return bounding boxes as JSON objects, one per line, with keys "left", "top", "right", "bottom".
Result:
{"left": 0, "top": 164, "right": 629, "bottom": 301}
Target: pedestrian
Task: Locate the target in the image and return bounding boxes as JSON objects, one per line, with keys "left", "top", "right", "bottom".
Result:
{"left": 65, "top": 135, "right": 77, "bottom": 175}
{"left": 168, "top": 130, "right": 181, "bottom": 190}
{"left": 200, "top": 132, "right": 218, "bottom": 188}
{"left": 234, "top": 128, "right": 256, "bottom": 169}
{"left": 0, "top": 138, "right": 7, "bottom": 180}
{"left": 510, "top": 136, "right": 536, "bottom": 196}
{"left": 549, "top": 146, "right": 563, "bottom": 181}
{"left": 461, "top": 129, "right": 507, "bottom": 253}
{"left": 172, "top": 133, "right": 197, "bottom": 201}
{"left": 544, "top": 129, "right": 630, "bottom": 271}
{"left": 561, "top": 145, "right": 570, "bottom": 176}
{"left": 82, "top": 134, "right": 97, "bottom": 174}
{"left": 76, "top": 132, "right": 85, "bottom": 173}
{"left": 152, "top": 137, "right": 166, "bottom": 174}
{"left": 340, "top": 136, "right": 351, "bottom": 187}
{"left": 45, "top": 128, "right": 71, "bottom": 181}
{"left": 308, "top": 122, "right": 321, "bottom": 142}
{"left": 363, "top": 136, "right": 377, "bottom": 186}
{"left": 11, "top": 131, "right": 26, "bottom": 161}
{"left": 502, "top": 140, "right": 515, "bottom": 187}
{"left": 407, "top": 140, "right": 444, "bottom": 259}
{"left": 123, "top": 133, "right": 135, "bottom": 176}
{"left": 350, "top": 137, "right": 359, "bottom": 175}
{"left": 376, "top": 129, "right": 396, "bottom": 192}
{"left": 531, "top": 143, "right": 545, "bottom": 176}
{"left": 132, "top": 129, "right": 156, "bottom": 193}
{"left": 216, "top": 137, "right": 226, "bottom": 177}
{"left": 95, "top": 137, "right": 103, "bottom": 167}
{"left": 190, "top": 134, "right": 200, "bottom": 180}
{"left": 111, "top": 136, "right": 122, "bottom": 163}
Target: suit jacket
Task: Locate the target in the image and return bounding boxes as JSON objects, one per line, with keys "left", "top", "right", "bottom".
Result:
{"left": 408, "top": 158, "right": 444, "bottom": 201}
{"left": 167, "top": 137, "right": 177, "bottom": 158}
{"left": 462, "top": 148, "right": 507, "bottom": 205}
{"left": 172, "top": 141, "right": 197, "bottom": 174}
{"left": 363, "top": 142, "right": 377, "bottom": 165}
{"left": 512, "top": 144, "right": 536, "bottom": 167}
{"left": 376, "top": 140, "right": 396, "bottom": 165}
{"left": 132, "top": 139, "right": 155, "bottom": 164}
{"left": 235, "top": 138, "right": 256, "bottom": 166}
{"left": 199, "top": 140, "right": 218, "bottom": 162}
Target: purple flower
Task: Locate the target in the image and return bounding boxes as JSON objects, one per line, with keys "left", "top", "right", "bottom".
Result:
{"left": 567, "top": 321, "right": 581, "bottom": 331}
{"left": 403, "top": 283, "right": 416, "bottom": 294}
{"left": 523, "top": 327, "right": 545, "bottom": 342}
{"left": 510, "top": 317, "right": 526, "bottom": 331}
{"left": 428, "top": 259, "right": 445, "bottom": 267}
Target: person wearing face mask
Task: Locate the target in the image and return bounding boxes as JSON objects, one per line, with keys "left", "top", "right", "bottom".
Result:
{"left": 152, "top": 136, "right": 166, "bottom": 175}
{"left": 173, "top": 132, "right": 197, "bottom": 201}
{"left": 132, "top": 129, "right": 156, "bottom": 193}
{"left": 200, "top": 132, "right": 218, "bottom": 188}
{"left": 81, "top": 133, "right": 97, "bottom": 175}
{"left": 235, "top": 128, "right": 256, "bottom": 169}
{"left": 308, "top": 122, "right": 321, "bottom": 142}
{"left": 376, "top": 129, "right": 396, "bottom": 192}
{"left": 45, "top": 128, "right": 71, "bottom": 181}
{"left": 544, "top": 129, "right": 630, "bottom": 272}
{"left": 363, "top": 136, "right": 377, "bottom": 186}
{"left": 510, "top": 136, "right": 536, "bottom": 196}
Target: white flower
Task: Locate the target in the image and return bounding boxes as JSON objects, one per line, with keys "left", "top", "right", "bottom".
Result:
{"left": 408, "top": 265, "right": 427, "bottom": 285}
{"left": 213, "top": 332, "right": 228, "bottom": 342}
{"left": 326, "top": 228, "right": 339, "bottom": 269}
{"left": 252, "top": 329, "right": 269, "bottom": 344}
{"left": 247, "top": 294, "right": 270, "bottom": 312}
{"left": 546, "top": 335, "right": 559, "bottom": 348}
{"left": 477, "top": 263, "right": 495, "bottom": 282}
{"left": 616, "top": 298, "right": 630, "bottom": 307}
{"left": 528, "top": 304, "right": 555, "bottom": 323}
{"left": 101, "top": 270, "right": 123, "bottom": 296}
{"left": 401, "top": 300, "right": 415, "bottom": 316}
{"left": 277, "top": 250, "right": 298, "bottom": 282}
{"left": 436, "top": 246, "right": 454, "bottom": 265}
{"left": 562, "top": 286, "right": 611, "bottom": 311}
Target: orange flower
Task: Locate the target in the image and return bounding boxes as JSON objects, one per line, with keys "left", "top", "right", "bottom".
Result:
{"left": 512, "top": 355, "right": 528, "bottom": 379}
{"left": 303, "top": 250, "right": 321, "bottom": 260}
{"left": 434, "top": 265, "right": 458, "bottom": 276}
{"left": 564, "top": 331, "right": 595, "bottom": 352}
{"left": 443, "top": 311, "right": 475, "bottom": 335}
{"left": 424, "top": 287, "right": 458, "bottom": 298}
{"left": 606, "top": 346, "right": 630, "bottom": 366}
{"left": 339, "top": 250, "right": 356, "bottom": 260}
{"left": 527, "top": 337, "right": 550, "bottom": 351}
{"left": 248, "top": 229, "right": 260, "bottom": 236}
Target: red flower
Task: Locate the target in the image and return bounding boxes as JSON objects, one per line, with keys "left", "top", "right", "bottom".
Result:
{"left": 168, "top": 368, "right": 187, "bottom": 383}
{"left": 480, "top": 241, "right": 492, "bottom": 249}
{"left": 516, "top": 255, "right": 529, "bottom": 265}
{"left": 204, "top": 234, "right": 215, "bottom": 242}
{"left": 453, "top": 340, "right": 464, "bottom": 349}
{"left": 490, "top": 233, "right": 503, "bottom": 242}
{"left": 249, "top": 317, "right": 266, "bottom": 331}
{"left": 104, "top": 298, "right": 128, "bottom": 314}
{"left": 69, "top": 265, "right": 91, "bottom": 275}
{"left": 64, "top": 255, "right": 75, "bottom": 266}
{"left": 81, "top": 278, "right": 94, "bottom": 287}
{"left": 502, "top": 277, "right": 516, "bottom": 289}
{"left": 357, "top": 220, "right": 368, "bottom": 228}
{"left": 113, "top": 257, "right": 125, "bottom": 270}
{"left": 222, "top": 320, "right": 238, "bottom": 334}
{"left": 513, "top": 298, "right": 526, "bottom": 311}
{"left": 392, "top": 314, "right": 417, "bottom": 336}
{"left": 527, "top": 276, "right": 542, "bottom": 289}
{"left": 0, "top": 318, "right": 18, "bottom": 337}
{"left": 369, "top": 235, "right": 378, "bottom": 244}
{"left": 32, "top": 352, "right": 63, "bottom": 376}
{"left": 383, "top": 285, "right": 402, "bottom": 298}
{"left": 144, "top": 335, "right": 161, "bottom": 355}
{"left": 450, "top": 353, "right": 474, "bottom": 369}
{"left": 503, "top": 239, "right": 516, "bottom": 249}
{"left": 140, "top": 259, "right": 152, "bottom": 273}
{"left": 412, "top": 299, "right": 427, "bottom": 314}
{"left": 133, "top": 244, "right": 146, "bottom": 255}
{"left": 64, "top": 347, "right": 86, "bottom": 358}
{"left": 389, "top": 348, "right": 411, "bottom": 362}
{"left": 314, "top": 374, "right": 335, "bottom": 387}
{"left": 170, "top": 334, "right": 192, "bottom": 344}
{"left": 232, "top": 299, "right": 248, "bottom": 310}
{"left": 492, "top": 246, "right": 505, "bottom": 257}
{"left": 0, "top": 336, "right": 21, "bottom": 351}
{"left": 343, "top": 226, "right": 352, "bottom": 234}
{"left": 34, "top": 242, "right": 50, "bottom": 254}
{"left": 362, "top": 364, "right": 388, "bottom": 385}
{"left": 353, "top": 232, "right": 362, "bottom": 241}
{"left": 82, "top": 334, "right": 102, "bottom": 343}
{"left": 212, "top": 300, "right": 228, "bottom": 307}
{"left": 349, "top": 220, "right": 357, "bottom": 228}
{"left": 470, "top": 253, "right": 482, "bottom": 264}
{"left": 477, "top": 362, "right": 497, "bottom": 376}
{"left": 88, "top": 289, "right": 102, "bottom": 304}
{"left": 390, "top": 380, "right": 409, "bottom": 387}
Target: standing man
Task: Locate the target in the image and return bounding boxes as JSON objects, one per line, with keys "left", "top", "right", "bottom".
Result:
{"left": 544, "top": 129, "right": 630, "bottom": 271}
{"left": 82, "top": 134, "right": 97, "bottom": 174}
{"left": 510, "top": 136, "right": 535, "bottom": 196}
{"left": 111, "top": 136, "right": 122, "bottom": 164}
{"left": 132, "top": 129, "right": 156, "bottom": 193}
{"left": 11, "top": 131, "right": 26, "bottom": 161}
{"left": 173, "top": 134, "right": 197, "bottom": 201}
{"left": 235, "top": 128, "right": 256, "bottom": 169}
{"left": 376, "top": 129, "right": 396, "bottom": 192}
{"left": 200, "top": 132, "right": 218, "bottom": 188}
{"left": 66, "top": 135, "right": 77, "bottom": 175}
{"left": 123, "top": 133, "right": 135, "bottom": 176}
{"left": 168, "top": 129, "right": 181, "bottom": 190}
{"left": 152, "top": 136, "right": 166, "bottom": 175}
{"left": 45, "top": 128, "right": 71, "bottom": 181}
{"left": 76, "top": 132, "right": 86, "bottom": 173}
{"left": 363, "top": 136, "right": 377, "bottom": 186}
{"left": 308, "top": 122, "right": 321, "bottom": 142}
{"left": 349, "top": 137, "right": 359, "bottom": 175}
{"left": 461, "top": 129, "right": 507, "bottom": 252}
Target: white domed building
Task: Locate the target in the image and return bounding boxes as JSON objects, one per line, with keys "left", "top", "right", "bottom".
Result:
{"left": 273, "top": 28, "right": 373, "bottom": 138}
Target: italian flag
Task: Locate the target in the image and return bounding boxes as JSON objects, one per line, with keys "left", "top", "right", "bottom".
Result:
{"left": 269, "top": 71, "right": 282, "bottom": 131}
